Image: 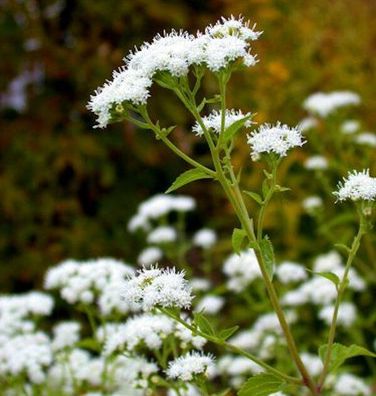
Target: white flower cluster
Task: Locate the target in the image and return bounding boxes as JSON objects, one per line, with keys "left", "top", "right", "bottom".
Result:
{"left": 303, "top": 91, "right": 361, "bottom": 117}
{"left": 334, "top": 169, "right": 376, "bottom": 202}
{"left": 341, "top": 120, "right": 360, "bottom": 135}
{"left": 128, "top": 194, "right": 196, "bottom": 233}
{"left": 51, "top": 321, "right": 81, "bottom": 351}
{"left": 247, "top": 122, "right": 305, "bottom": 160}
{"left": 333, "top": 373, "right": 371, "bottom": 395}
{"left": 355, "top": 132, "right": 376, "bottom": 147}
{"left": 192, "top": 109, "right": 252, "bottom": 136}
{"left": 300, "top": 352, "right": 323, "bottom": 377}
{"left": 137, "top": 246, "right": 163, "bottom": 267}
{"left": 319, "top": 302, "right": 357, "bottom": 328}
{"left": 45, "top": 258, "right": 134, "bottom": 312}
{"left": 123, "top": 267, "right": 193, "bottom": 311}
{"left": 192, "top": 228, "right": 217, "bottom": 249}
{"left": 166, "top": 351, "right": 215, "bottom": 381}
{"left": 195, "top": 295, "right": 224, "bottom": 314}
{"left": 147, "top": 225, "right": 177, "bottom": 244}
{"left": 103, "top": 313, "right": 206, "bottom": 355}
{"left": 282, "top": 251, "right": 365, "bottom": 321}
{"left": 304, "top": 155, "right": 328, "bottom": 170}
{"left": 223, "top": 249, "right": 261, "bottom": 292}
{"left": 88, "top": 17, "right": 261, "bottom": 128}
{"left": 276, "top": 261, "right": 307, "bottom": 284}
{"left": 298, "top": 116, "right": 319, "bottom": 132}
{"left": 303, "top": 196, "right": 323, "bottom": 212}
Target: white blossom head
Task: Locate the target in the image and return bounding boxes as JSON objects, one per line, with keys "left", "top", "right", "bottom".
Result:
{"left": 166, "top": 351, "right": 215, "bottom": 381}
{"left": 192, "top": 109, "right": 252, "bottom": 136}
{"left": 192, "top": 228, "right": 217, "bottom": 249}
{"left": 123, "top": 267, "right": 193, "bottom": 311}
{"left": 304, "top": 155, "right": 328, "bottom": 171}
{"left": 247, "top": 122, "right": 305, "bottom": 161}
{"left": 137, "top": 246, "right": 163, "bottom": 267}
{"left": 334, "top": 169, "right": 376, "bottom": 202}
{"left": 341, "top": 120, "right": 360, "bottom": 135}
{"left": 303, "top": 196, "right": 323, "bottom": 212}
{"left": 355, "top": 132, "right": 376, "bottom": 148}
{"left": 206, "top": 16, "right": 262, "bottom": 41}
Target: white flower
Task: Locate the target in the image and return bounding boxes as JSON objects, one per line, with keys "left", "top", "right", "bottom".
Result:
{"left": 300, "top": 353, "right": 323, "bottom": 377}
{"left": 192, "top": 228, "right": 217, "bottom": 249}
{"left": 147, "top": 226, "right": 177, "bottom": 244}
{"left": 303, "top": 196, "right": 323, "bottom": 212}
{"left": 192, "top": 109, "right": 252, "bottom": 136}
{"left": 334, "top": 169, "right": 376, "bottom": 202}
{"left": 166, "top": 352, "right": 215, "bottom": 381}
{"left": 355, "top": 132, "right": 376, "bottom": 147}
{"left": 175, "top": 319, "right": 207, "bottom": 349}
{"left": 276, "top": 261, "right": 307, "bottom": 284}
{"left": 304, "top": 155, "right": 328, "bottom": 170}
{"left": 123, "top": 267, "right": 193, "bottom": 311}
{"left": 247, "top": 122, "right": 305, "bottom": 160}
{"left": 223, "top": 249, "right": 261, "bottom": 292}
{"left": 319, "top": 302, "right": 357, "bottom": 328}
{"left": 45, "top": 258, "right": 134, "bottom": 306}
{"left": 195, "top": 295, "right": 224, "bottom": 314}
{"left": 217, "top": 355, "right": 263, "bottom": 377}
{"left": 52, "top": 321, "right": 80, "bottom": 351}
{"left": 341, "top": 120, "right": 360, "bottom": 135}
{"left": 104, "top": 313, "right": 174, "bottom": 354}
{"left": 206, "top": 16, "right": 262, "bottom": 41}
{"left": 298, "top": 117, "right": 318, "bottom": 132}
{"left": 313, "top": 251, "right": 343, "bottom": 273}
{"left": 303, "top": 91, "right": 361, "bottom": 117}
{"left": 137, "top": 246, "right": 163, "bottom": 267}
{"left": 190, "top": 278, "right": 211, "bottom": 292}
{"left": 334, "top": 373, "right": 371, "bottom": 395}
{"left": 167, "top": 385, "right": 201, "bottom": 396}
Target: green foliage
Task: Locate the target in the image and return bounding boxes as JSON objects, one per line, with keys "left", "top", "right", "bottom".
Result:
{"left": 166, "top": 168, "right": 213, "bottom": 193}
{"left": 238, "top": 373, "right": 285, "bottom": 396}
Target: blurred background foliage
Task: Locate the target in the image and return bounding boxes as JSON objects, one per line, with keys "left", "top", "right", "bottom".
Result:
{"left": 0, "top": 0, "right": 375, "bottom": 291}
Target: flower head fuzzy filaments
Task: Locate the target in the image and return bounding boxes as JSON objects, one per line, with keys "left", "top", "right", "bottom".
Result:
{"left": 192, "top": 109, "right": 252, "bottom": 136}
{"left": 334, "top": 169, "right": 376, "bottom": 202}
{"left": 166, "top": 351, "right": 215, "bottom": 381}
{"left": 303, "top": 91, "right": 361, "bottom": 118}
{"left": 247, "top": 122, "right": 305, "bottom": 160}
{"left": 88, "top": 17, "right": 261, "bottom": 128}
{"left": 123, "top": 267, "right": 193, "bottom": 311}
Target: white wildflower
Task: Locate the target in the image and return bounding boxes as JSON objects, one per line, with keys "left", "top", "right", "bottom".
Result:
{"left": 223, "top": 249, "right": 261, "bottom": 292}
{"left": 147, "top": 226, "right": 177, "bottom": 244}
{"left": 300, "top": 353, "right": 323, "bottom": 377}
{"left": 276, "top": 261, "right": 307, "bottom": 284}
{"left": 319, "top": 302, "right": 357, "bottom": 328}
{"left": 192, "top": 228, "right": 217, "bottom": 249}
{"left": 299, "top": 117, "right": 318, "bottom": 132}
{"left": 123, "top": 267, "right": 193, "bottom": 311}
{"left": 304, "top": 155, "right": 328, "bottom": 170}
{"left": 303, "top": 196, "right": 323, "bottom": 212}
{"left": 341, "top": 120, "right": 360, "bottom": 135}
{"left": 334, "top": 169, "right": 376, "bottom": 202}
{"left": 334, "top": 373, "right": 371, "bottom": 395}
{"left": 195, "top": 295, "right": 224, "bottom": 314}
{"left": 355, "top": 132, "right": 376, "bottom": 147}
{"left": 218, "top": 355, "right": 263, "bottom": 377}
{"left": 303, "top": 91, "right": 361, "bottom": 117}
{"left": 52, "top": 321, "right": 80, "bottom": 351}
{"left": 190, "top": 278, "right": 211, "bottom": 292}
{"left": 192, "top": 109, "right": 252, "bottom": 136}
{"left": 247, "top": 122, "right": 305, "bottom": 160}
{"left": 206, "top": 16, "right": 262, "bottom": 41}
{"left": 166, "top": 352, "right": 215, "bottom": 381}
{"left": 137, "top": 246, "right": 163, "bottom": 267}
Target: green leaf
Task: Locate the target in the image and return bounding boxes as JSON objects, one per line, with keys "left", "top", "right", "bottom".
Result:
{"left": 306, "top": 268, "right": 340, "bottom": 288}
{"left": 232, "top": 228, "right": 247, "bottom": 254}
{"left": 76, "top": 338, "right": 101, "bottom": 352}
{"left": 319, "top": 343, "right": 376, "bottom": 373}
{"left": 193, "top": 312, "right": 216, "bottom": 336}
{"left": 222, "top": 114, "right": 253, "bottom": 143}
{"left": 259, "top": 236, "right": 275, "bottom": 280}
{"left": 275, "top": 185, "right": 291, "bottom": 193}
{"left": 244, "top": 191, "right": 263, "bottom": 205}
{"left": 238, "top": 373, "right": 285, "bottom": 396}
{"left": 219, "top": 325, "right": 239, "bottom": 341}
{"left": 262, "top": 179, "right": 270, "bottom": 199}
{"left": 166, "top": 168, "right": 212, "bottom": 193}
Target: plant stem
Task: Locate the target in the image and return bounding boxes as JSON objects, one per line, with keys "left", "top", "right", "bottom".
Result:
{"left": 159, "top": 308, "right": 300, "bottom": 385}
{"left": 317, "top": 210, "right": 366, "bottom": 390}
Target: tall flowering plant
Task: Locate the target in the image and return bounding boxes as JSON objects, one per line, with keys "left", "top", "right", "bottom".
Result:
{"left": 88, "top": 16, "right": 376, "bottom": 396}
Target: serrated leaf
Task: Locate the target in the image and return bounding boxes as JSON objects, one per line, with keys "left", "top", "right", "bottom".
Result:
{"left": 238, "top": 373, "right": 285, "bottom": 396}
{"left": 244, "top": 191, "right": 263, "bottom": 205}
{"left": 259, "top": 236, "right": 275, "bottom": 280}
{"left": 219, "top": 325, "right": 239, "bottom": 341}
{"left": 319, "top": 343, "right": 376, "bottom": 373}
{"left": 193, "top": 312, "right": 216, "bottom": 336}
{"left": 166, "top": 168, "right": 212, "bottom": 193}
{"left": 232, "top": 228, "right": 247, "bottom": 254}
{"left": 222, "top": 115, "right": 253, "bottom": 143}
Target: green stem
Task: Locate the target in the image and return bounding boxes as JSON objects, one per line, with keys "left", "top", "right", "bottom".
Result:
{"left": 159, "top": 308, "right": 300, "bottom": 385}
{"left": 318, "top": 210, "right": 366, "bottom": 390}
